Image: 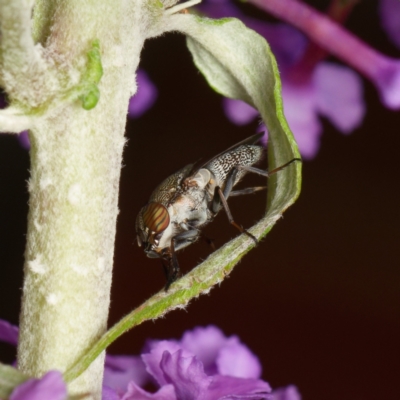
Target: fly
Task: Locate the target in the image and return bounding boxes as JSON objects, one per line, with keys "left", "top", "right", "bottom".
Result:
{"left": 136, "top": 132, "right": 300, "bottom": 290}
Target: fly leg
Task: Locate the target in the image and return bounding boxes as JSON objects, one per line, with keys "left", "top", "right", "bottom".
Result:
{"left": 162, "top": 243, "right": 179, "bottom": 292}
{"left": 226, "top": 159, "right": 301, "bottom": 196}
{"left": 201, "top": 234, "right": 216, "bottom": 250}
{"left": 163, "top": 242, "right": 180, "bottom": 291}
{"left": 210, "top": 158, "right": 301, "bottom": 243}
{"left": 180, "top": 221, "right": 216, "bottom": 250}
{"left": 164, "top": 229, "right": 199, "bottom": 291}
{"left": 238, "top": 158, "right": 302, "bottom": 177}
{"left": 211, "top": 167, "right": 258, "bottom": 244}
{"left": 229, "top": 187, "right": 266, "bottom": 196}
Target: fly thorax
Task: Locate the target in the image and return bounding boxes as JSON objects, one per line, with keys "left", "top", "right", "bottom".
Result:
{"left": 183, "top": 168, "right": 211, "bottom": 190}
{"left": 171, "top": 192, "right": 208, "bottom": 228}
{"left": 205, "top": 171, "right": 217, "bottom": 199}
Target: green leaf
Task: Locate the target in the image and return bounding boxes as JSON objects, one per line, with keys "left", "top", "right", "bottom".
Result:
{"left": 63, "top": 15, "right": 301, "bottom": 383}
{"left": 0, "top": 362, "right": 28, "bottom": 399}
{"left": 184, "top": 16, "right": 301, "bottom": 215}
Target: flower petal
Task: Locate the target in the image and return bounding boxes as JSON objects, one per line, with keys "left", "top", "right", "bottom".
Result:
{"left": 160, "top": 350, "right": 212, "bottom": 400}
{"left": 216, "top": 337, "right": 262, "bottom": 379}
{"left": 313, "top": 62, "right": 365, "bottom": 134}
{"left": 281, "top": 81, "right": 321, "bottom": 159}
{"left": 208, "top": 375, "right": 272, "bottom": 400}
{"left": 121, "top": 381, "right": 176, "bottom": 400}
{"left": 372, "top": 58, "right": 400, "bottom": 109}
{"left": 104, "top": 354, "right": 149, "bottom": 394}
{"left": 128, "top": 69, "right": 158, "bottom": 118}
{"left": 244, "top": 22, "right": 307, "bottom": 72}
{"left": 272, "top": 385, "right": 302, "bottom": 400}
{"left": 102, "top": 385, "right": 120, "bottom": 400}
{"left": 197, "top": 0, "right": 244, "bottom": 20}
{"left": 199, "top": 1, "right": 307, "bottom": 70}
{"left": 0, "top": 319, "right": 19, "bottom": 346}
{"left": 9, "top": 371, "right": 67, "bottom": 400}
{"left": 18, "top": 131, "right": 30, "bottom": 150}
{"left": 379, "top": 0, "right": 400, "bottom": 49}
{"left": 142, "top": 340, "right": 191, "bottom": 387}
{"left": 180, "top": 326, "right": 227, "bottom": 375}
{"left": 223, "top": 98, "right": 259, "bottom": 125}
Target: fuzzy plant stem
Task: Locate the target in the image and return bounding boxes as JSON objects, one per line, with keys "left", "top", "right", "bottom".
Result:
{"left": 4, "top": 0, "right": 149, "bottom": 397}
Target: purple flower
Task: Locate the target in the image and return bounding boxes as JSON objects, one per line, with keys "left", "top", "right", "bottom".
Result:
{"left": 9, "top": 371, "right": 67, "bottom": 400}
{"left": 0, "top": 319, "right": 19, "bottom": 346}
{"left": 17, "top": 131, "right": 30, "bottom": 150}
{"left": 280, "top": 61, "right": 364, "bottom": 159}
{"left": 102, "top": 385, "right": 121, "bottom": 400}
{"left": 131, "top": 326, "right": 272, "bottom": 400}
{"left": 374, "top": 0, "right": 400, "bottom": 110}
{"left": 271, "top": 385, "right": 301, "bottom": 400}
{"left": 222, "top": 98, "right": 259, "bottom": 126}
{"left": 128, "top": 69, "right": 158, "bottom": 118}
{"left": 379, "top": 0, "right": 400, "bottom": 49}
{"left": 199, "top": 0, "right": 365, "bottom": 159}
{"left": 0, "top": 320, "right": 299, "bottom": 400}
{"left": 103, "top": 325, "right": 298, "bottom": 400}
{"left": 103, "top": 354, "right": 149, "bottom": 395}
{"left": 244, "top": 0, "right": 400, "bottom": 110}
{"left": 179, "top": 325, "right": 262, "bottom": 379}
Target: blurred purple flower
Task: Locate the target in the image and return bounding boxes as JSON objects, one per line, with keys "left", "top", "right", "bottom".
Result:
{"left": 1, "top": 320, "right": 299, "bottom": 400}
{"left": 128, "top": 69, "right": 158, "bottom": 118}
{"left": 271, "top": 385, "right": 301, "bottom": 400}
{"left": 244, "top": 0, "right": 400, "bottom": 111}
{"left": 102, "top": 385, "right": 121, "bottom": 400}
{"left": 17, "top": 131, "right": 30, "bottom": 150}
{"left": 376, "top": 1, "right": 400, "bottom": 110}
{"left": 379, "top": 0, "right": 400, "bottom": 49}
{"left": 0, "top": 319, "right": 19, "bottom": 346}
{"left": 9, "top": 371, "right": 67, "bottom": 400}
{"left": 223, "top": 98, "right": 259, "bottom": 126}
{"left": 103, "top": 325, "right": 299, "bottom": 400}
{"left": 280, "top": 61, "right": 364, "bottom": 159}
{"left": 200, "top": 0, "right": 365, "bottom": 159}
{"left": 104, "top": 325, "right": 272, "bottom": 399}
{"left": 179, "top": 325, "right": 262, "bottom": 378}
{"left": 103, "top": 354, "right": 149, "bottom": 396}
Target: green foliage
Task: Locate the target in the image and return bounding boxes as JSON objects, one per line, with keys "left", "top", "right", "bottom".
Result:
{"left": 0, "top": 363, "right": 28, "bottom": 399}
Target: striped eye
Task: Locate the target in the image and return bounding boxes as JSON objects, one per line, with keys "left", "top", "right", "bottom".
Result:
{"left": 142, "top": 202, "right": 170, "bottom": 234}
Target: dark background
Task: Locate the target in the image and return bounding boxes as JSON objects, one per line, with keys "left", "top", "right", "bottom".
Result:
{"left": 0, "top": 1, "right": 399, "bottom": 399}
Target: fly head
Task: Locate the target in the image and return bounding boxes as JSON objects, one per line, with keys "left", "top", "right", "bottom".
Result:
{"left": 136, "top": 202, "right": 171, "bottom": 258}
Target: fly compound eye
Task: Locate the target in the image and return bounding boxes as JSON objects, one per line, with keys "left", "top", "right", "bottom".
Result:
{"left": 142, "top": 202, "right": 170, "bottom": 235}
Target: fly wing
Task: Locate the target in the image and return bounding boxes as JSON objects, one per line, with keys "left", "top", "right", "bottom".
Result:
{"left": 186, "top": 132, "right": 265, "bottom": 179}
